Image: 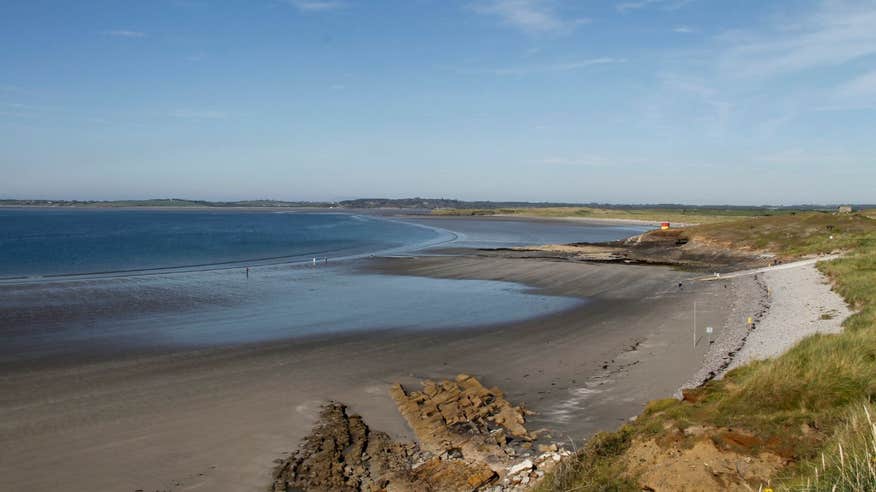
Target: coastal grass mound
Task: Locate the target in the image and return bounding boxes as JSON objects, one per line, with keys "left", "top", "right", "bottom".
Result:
{"left": 433, "top": 206, "right": 798, "bottom": 225}
{"left": 686, "top": 211, "right": 876, "bottom": 257}
{"left": 796, "top": 402, "right": 876, "bottom": 490}
{"left": 539, "top": 212, "right": 876, "bottom": 491}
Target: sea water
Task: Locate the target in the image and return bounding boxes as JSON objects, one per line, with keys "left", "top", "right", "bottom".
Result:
{"left": 0, "top": 209, "right": 646, "bottom": 364}
{"left": 0, "top": 208, "right": 448, "bottom": 278}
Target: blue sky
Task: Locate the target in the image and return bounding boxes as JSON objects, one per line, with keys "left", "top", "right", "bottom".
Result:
{"left": 1, "top": 0, "right": 874, "bottom": 204}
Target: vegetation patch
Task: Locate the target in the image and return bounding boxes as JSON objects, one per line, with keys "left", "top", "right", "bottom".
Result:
{"left": 542, "top": 212, "right": 876, "bottom": 491}
{"left": 433, "top": 206, "right": 795, "bottom": 225}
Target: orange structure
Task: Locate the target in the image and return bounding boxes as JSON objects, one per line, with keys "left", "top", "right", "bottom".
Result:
{"left": 660, "top": 222, "right": 670, "bottom": 230}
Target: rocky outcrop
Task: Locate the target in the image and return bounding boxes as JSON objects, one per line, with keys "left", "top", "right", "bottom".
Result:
{"left": 273, "top": 375, "right": 569, "bottom": 491}
{"left": 390, "top": 373, "right": 533, "bottom": 466}
{"left": 486, "top": 228, "right": 771, "bottom": 272}
{"left": 271, "top": 402, "right": 415, "bottom": 492}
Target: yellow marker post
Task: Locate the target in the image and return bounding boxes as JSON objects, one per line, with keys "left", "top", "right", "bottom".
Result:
{"left": 747, "top": 316, "right": 753, "bottom": 326}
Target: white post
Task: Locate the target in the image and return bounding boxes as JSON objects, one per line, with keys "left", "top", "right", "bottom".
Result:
{"left": 693, "top": 300, "right": 697, "bottom": 349}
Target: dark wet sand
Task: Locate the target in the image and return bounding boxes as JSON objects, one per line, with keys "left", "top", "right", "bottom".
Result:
{"left": 0, "top": 255, "right": 739, "bottom": 492}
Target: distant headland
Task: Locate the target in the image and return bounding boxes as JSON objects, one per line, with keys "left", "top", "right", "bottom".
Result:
{"left": 2, "top": 197, "right": 872, "bottom": 211}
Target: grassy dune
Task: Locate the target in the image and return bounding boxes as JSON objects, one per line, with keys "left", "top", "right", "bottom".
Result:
{"left": 433, "top": 206, "right": 798, "bottom": 225}
{"left": 539, "top": 212, "right": 876, "bottom": 491}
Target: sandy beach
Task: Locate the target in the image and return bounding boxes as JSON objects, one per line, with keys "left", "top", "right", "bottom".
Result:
{"left": 1, "top": 207, "right": 853, "bottom": 492}
{"left": 1, "top": 253, "right": 737, "bottom": 492}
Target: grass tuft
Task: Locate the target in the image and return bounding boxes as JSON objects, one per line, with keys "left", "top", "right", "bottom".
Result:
{"left": 539, "top": 212, "right": 876, "bottom": 490}
{"left": 779, "top": 402, "right": 876, "bottom": 491}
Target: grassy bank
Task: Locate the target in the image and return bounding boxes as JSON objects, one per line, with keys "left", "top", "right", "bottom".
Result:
{"left": 433, "top": 206, "right": 800, "bottom": 225}
{"left": 540, "top": 212, "right": 876, "bottom": 491}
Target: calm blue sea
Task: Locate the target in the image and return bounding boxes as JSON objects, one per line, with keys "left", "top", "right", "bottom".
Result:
{"left": 0, "top": 209, "right": 647, "bottom": 364}
{"left": 0, "top": 209, "right": 447, "bottom": 278}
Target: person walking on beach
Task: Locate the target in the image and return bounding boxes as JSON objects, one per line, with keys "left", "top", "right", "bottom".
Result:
{"left": 246, "top": 267, "right": 249, "bottom": 279}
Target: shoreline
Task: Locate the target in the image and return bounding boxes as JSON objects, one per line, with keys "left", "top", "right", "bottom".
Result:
{"left": 1, "top": 205, "right": 667, "bottom": 228}
{"left": 0, "top": 254, "right": 732, "bottom": 492}
{"left": 678, "top": 256, "right": 852, "bottom": 392}
{"left": 2, "top": 220, "right": 850, "bottom": 490}
{"left": 401, "top": 213, "right": 667, "bottom": 228}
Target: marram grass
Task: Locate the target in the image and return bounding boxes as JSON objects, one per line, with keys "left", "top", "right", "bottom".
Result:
{"left": 539, "top": 213, "right": 876, "bottom": 491}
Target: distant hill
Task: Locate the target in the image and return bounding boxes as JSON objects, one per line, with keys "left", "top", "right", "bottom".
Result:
{"left": 0, "top": 198, "right": 335, "bottom": 208}
{"left": 335, "top": 198, "right": 875, "bottom": 211}
{"left": 1, "top": 197, "right": 873, "bottom": 211}
{"left": 336, "top": 198, "right": 586, "bottom": 209}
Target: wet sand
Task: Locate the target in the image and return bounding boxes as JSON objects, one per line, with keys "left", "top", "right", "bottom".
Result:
{"left": 0, "top": 256, "right": 740, "bottom": 492}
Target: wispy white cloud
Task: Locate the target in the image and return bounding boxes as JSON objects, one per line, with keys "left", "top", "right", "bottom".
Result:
{"left": 835, "top": 69, "right": 876, "bottom": 99}
{"left": 538, "top": 155, "right": 615, "bottom": 167}
{"left": 694, "top": 1, "right": 876, "bottom": 117}
{"left": 0, "top": 102, "right": 120, "bottom": 126}
{"left": 659, "top": 73, "right": 716, "bottom": 99}
{"left": 470, "top": 0, "right": 589, "bottom": 35}
{"left": 458, "top": 57, "right": 626, "bottom": 76}
{"left": 104, "top": 30, "right": 146, "bottom": 38}
{"left": 616, "top": 0, "right": 693, "bottom": 14}
{"left": 0, "top": 85, "right": 28, "bottom": 94}
{"left": 649, "top": 72, "right": 734, "bottom": 138}
{"left": 286, "top": 0, "right": 345, "bottom": 12}
{"left": 672, "top": 25, "right": 695, "bottom": 33}
{"left": 0, "top": 102, "right": 43, "bottom": 119}
{"left": 717, "top": 2, "right": 876, "bottom": 79}
{"left": 815, "top": 69, "right": 876, "bottom": 111}
{"left": 753, "top": 147, "right": 863, "bottom": 170}
{"left": 171, "top": 109, "right": 227, "bottom": 120}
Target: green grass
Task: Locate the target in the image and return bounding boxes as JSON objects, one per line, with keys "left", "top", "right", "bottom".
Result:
{"left": 686, "top": 212, "right": 876, "bottom": 257}
{"left": 534, "top": 428, "right": 639, "bottom": 492}
{"left": 785, "top": 403, "right": 876, "bottom": 491}
{"left": 432, "top": 206, "right": 795, "bottom": 225}
{"left": 542, "top": 212, "right": 876, "bottom": 491}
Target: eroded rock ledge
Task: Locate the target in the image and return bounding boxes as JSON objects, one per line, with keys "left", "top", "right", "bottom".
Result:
{"left": 272, "top": 375, "right": 570, "bottom": 492}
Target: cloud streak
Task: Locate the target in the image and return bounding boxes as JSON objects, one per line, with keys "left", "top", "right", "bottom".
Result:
{"left": 458, "top": 57, "right": 626, "bottom": 76}
{"left": 818, "top": 69, "right": 876, "bottom": 111}
{"left": 616, "top": 0, "right": 693, "bottom": 13}
{"left": 286, "top": 0, "right": 345, "bottom": 12}
{"left": 470, "top": 0, "right": 589, "bottom": 35}
{"left": 717, "top": 2, "right": 876, "bottom": 79}
{"left": 171, "top": 109, "right": 227, "bottom": 120}
{"left": 104, "top": 30, "right": 146, "bottom": 38}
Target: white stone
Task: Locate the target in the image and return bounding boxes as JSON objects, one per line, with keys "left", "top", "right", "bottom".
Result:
{"left": 508, "top": 459, "right": 534, "bottom": 476}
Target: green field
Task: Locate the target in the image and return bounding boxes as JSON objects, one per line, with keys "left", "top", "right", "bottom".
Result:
{"left": 540, "top": 212, "right": 876, "bottom": 491}
{"left": 433, "top": 206, "right": 801, "bottom": 225}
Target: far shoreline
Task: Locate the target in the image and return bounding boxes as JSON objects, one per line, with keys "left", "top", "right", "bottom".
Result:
{"left": 0, "top": 251, "right": 729, "bottom": 491}
{"left": 1, "top": 205, "right": 670, "bottom": 228}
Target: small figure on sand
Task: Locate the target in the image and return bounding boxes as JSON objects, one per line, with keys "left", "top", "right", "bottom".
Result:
{"left": 246, "top": 267, "right": 249, "bottom": 279}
